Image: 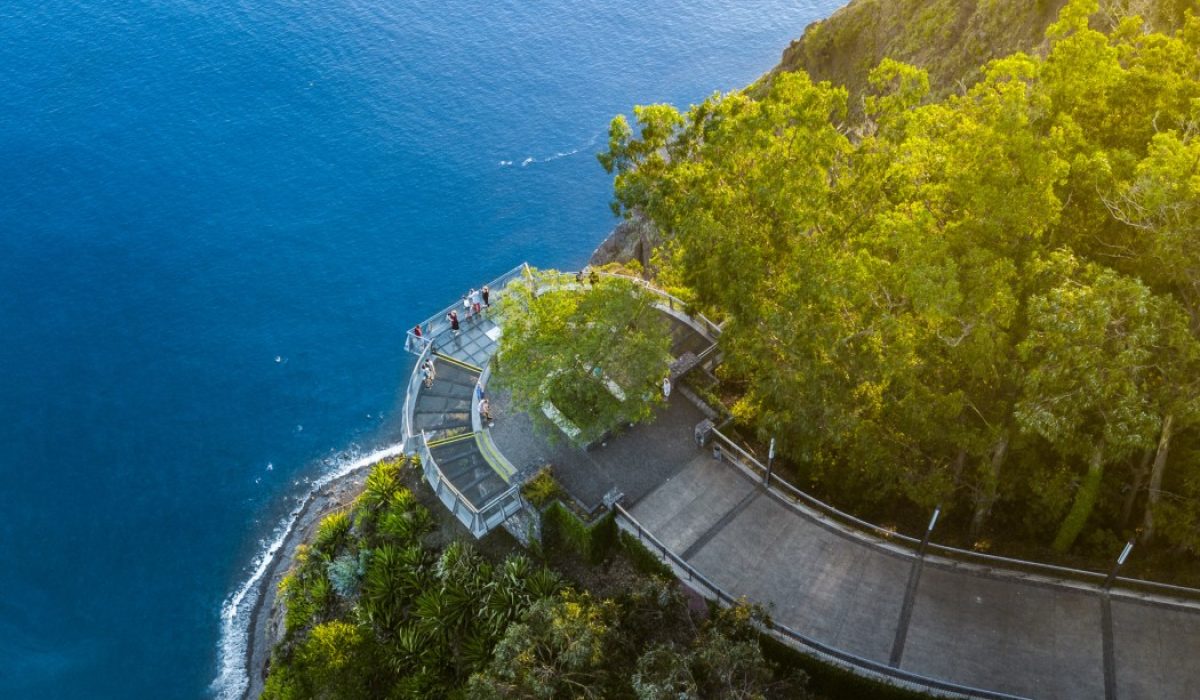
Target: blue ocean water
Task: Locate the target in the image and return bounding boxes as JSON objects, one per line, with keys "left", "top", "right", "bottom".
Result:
{"left": 0, "top": 1, "right": 842, "bottom": 697}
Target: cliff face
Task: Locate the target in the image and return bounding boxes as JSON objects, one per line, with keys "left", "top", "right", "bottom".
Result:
{"left": 774, "top": 0, "right": 1190, "bottom": 111}
{"left": 588, "top": 210, "right": 660, "bottom": 268}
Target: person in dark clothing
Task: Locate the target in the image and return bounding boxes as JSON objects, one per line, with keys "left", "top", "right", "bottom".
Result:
{"left": 448, "top": 309, "right": 460, "bottom": 336}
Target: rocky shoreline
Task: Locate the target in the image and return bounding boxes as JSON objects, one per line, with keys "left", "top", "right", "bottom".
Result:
{"left": 241, "top": 461, "right": 378, "bottom": 700}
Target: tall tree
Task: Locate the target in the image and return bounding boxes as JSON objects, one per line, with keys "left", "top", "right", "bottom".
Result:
{"left": 495, "top": 269, "right": 673, "bottom": 446}
{"left": 1016, "top": 253, "right": 1163, "bottom": 550}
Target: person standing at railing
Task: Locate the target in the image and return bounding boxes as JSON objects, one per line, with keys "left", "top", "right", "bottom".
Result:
{"left": 479, "top": 397, "right": 493, "bottom": 426}
{"left": 407, "top": 324, "right": 424, "bottom": 353}
{"left": 470, "top": 287, "right": 482, "bottom": 315}
{"left": 482, "top": 285, "right": 490, "bottom": 309}
{"left": 448, "top": 309, "right": 461, "bottom": 337}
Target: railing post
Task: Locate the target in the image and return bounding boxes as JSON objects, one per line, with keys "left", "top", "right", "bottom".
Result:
{"left": 765, "top": 437, "right": 775, "bottom": 487}
{"left": 1104, "top": 540, "right": 1135, "bottom": 590}
{"left": 919, "top": 506, "right": 941, "bottom": 558}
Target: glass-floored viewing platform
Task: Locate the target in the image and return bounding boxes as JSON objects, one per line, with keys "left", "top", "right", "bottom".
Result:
{"left": 401, "top": 264, "right": 721, "bottom": 538}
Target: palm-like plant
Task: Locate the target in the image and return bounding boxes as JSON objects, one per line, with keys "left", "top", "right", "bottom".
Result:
{"left": 362, "top": 544, "right": 428, "bottom": 631}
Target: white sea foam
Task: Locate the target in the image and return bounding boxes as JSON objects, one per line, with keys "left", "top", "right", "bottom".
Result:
{"left": 502, "top": 130, "right": 603, "bottom": 169}
{"left": 211, "top": 442, "right": 405, "bottom": 700}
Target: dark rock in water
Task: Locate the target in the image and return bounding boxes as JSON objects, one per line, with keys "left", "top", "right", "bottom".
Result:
{"left": 589, "top": 210, "right": 661, "bottom": 268}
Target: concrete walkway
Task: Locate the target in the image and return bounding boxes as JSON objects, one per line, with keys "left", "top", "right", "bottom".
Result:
{"left": 627, "top": 453, "right": 1200, "bottom": 700}
{"left": 488, "top": 390, "right": 705, "bottom": 511}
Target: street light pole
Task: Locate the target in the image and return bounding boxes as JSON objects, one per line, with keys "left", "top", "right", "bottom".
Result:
{"left": 919, "top": 506, "right": 941, "bottom": 557}
{"left": 1104, "top": 541, "right": 1135, "bottom": 590}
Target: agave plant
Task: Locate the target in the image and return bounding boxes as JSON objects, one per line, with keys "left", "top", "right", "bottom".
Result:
{"left": 361, "top": 459, "right": 403, "bottom": 512}
{"left": 312, "top": 511, "right": 351, "bottom": 558}
{"left": 459, "top": 628, "right": 500, "bottom": 674}
{"left": 524, "top": 566, "right": 564, "bottom": 600}
{"left": 377, "top": 499, "right": 433, "bottom": 545}
{"left": 362, "top": 545, "right": 425, "bottom": 631}
{"left": 326, "top": 550, "right": 367, "bottom": 598}
{"left": 388, "top": 624, "right": 439, "bottom": 674}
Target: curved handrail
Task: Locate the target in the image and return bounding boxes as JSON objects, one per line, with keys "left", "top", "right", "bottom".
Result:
{"left": 709, "top": 428, "right": 1200, "bottom": 602}
{"left": 710, "top": 428, "right": 923, "bottom": 548}
{"left": 418, "top": 430, "right": 520, "bottom": 517}
{"left": 520, "top": 267, "right": 723, "bottom": 346}
{"left": 401, "top": 341, "right": 433, "bottom": 441}
{"left": 406, "top": 263, "right": 529, "bottom": 353}
{"left": 593, "top": 270, "right": 724, "bottom": 340}
{"left": 613, "top": 504, "right": 1029, "bottom": 700}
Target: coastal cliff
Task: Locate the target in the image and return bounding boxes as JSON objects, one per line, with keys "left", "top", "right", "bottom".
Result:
{"left": 594, "top": 0, "right": 1194, "bottom": 264}
{"left": 594, "top": 0, "right": 1078, "bottom": 264}
{"left": 772, "top": 0, "right": 1191, "bottom": 109}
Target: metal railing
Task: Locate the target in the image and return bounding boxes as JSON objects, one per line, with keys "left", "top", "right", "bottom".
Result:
{"left": 593, "top": 270, "right": 724, "bottom": 341}
{"left": 401, "top": 341, "right": 433, "bottom": 441}
{"left": 405, "top": 263, "right": 530, "bottom": 356}
{"left": 416, "top": 430, "right": 523, "bottom": 538}
{"left": 406, "top": 264, "right": 720, "bottom": 358}
{"left": 614, "top": 503, "right": 1028, "bottom": 700}
{"left": 707, "top": 428, "right": 1200, "bottom": 603}
{"left": 402, "top": 263, "right": 723, "bottom": 539}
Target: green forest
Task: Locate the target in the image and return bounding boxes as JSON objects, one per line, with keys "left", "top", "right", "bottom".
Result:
{"left": 600, "top": 0, "right": 1200, "bottom": 570}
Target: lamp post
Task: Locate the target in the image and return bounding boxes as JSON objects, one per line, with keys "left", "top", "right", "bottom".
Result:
{"left": 919, "top": 506, "right": 941, "bottom": 557}
{"left": 764, "top": 437, "right": 775, "bottom": 487}
{"left": 1104, "top": 540, "right": 1135, "bottom": 591}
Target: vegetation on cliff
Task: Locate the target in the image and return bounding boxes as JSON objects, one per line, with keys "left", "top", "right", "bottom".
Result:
{"left": 774, "top": 0, "right": 1194, "bottom": 113}
{"left": 601, "top": 0, "right": 1200, "bottom": 568}
{"left": 262, "top": 456, "right": 811, "bottom": 699}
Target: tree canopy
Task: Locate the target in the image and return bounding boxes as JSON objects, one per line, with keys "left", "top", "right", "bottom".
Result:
{"left": 601, "top": 0, "right": 1200, "bottom": 563}
{"left": 495, "top": 269, "right": 673, "bottom": 446}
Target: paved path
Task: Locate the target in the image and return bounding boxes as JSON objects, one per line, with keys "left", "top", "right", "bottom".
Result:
{"left": 628, "top": 454, "right": 1200, "bottom": 699}
{"left": 488, "top": 391, "right": 705, "bottom": 511}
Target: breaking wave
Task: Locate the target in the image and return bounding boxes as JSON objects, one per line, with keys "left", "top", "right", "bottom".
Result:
{"left": 211, "top": 442, "right": 405, "bottom": 700}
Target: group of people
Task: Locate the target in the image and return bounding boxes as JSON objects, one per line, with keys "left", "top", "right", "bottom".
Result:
{"left": 444, "top": 284, "right": 491, "bottom": 338}
{"left": 408, "top": 284, "right": 493, "bottom": 345}
{"left": 575, "top": 267, "right": 600, "bottom": 287}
